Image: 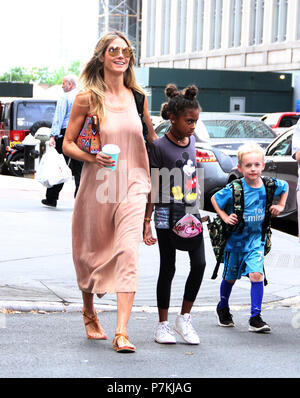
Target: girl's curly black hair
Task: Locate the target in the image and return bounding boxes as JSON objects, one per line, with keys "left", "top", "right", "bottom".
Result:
{"left": 161, "top": 84, "right": 202, "bottom": 120}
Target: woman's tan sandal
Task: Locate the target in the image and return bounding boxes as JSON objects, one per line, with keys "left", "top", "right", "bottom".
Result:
{"left": 112, "top": 333, "right": 136, "bottom": 353}
{"left": 82, "top": 311, "right": 107, "bottom": 340}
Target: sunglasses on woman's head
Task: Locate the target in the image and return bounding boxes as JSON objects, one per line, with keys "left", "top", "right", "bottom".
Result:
{"left": 107, "top": 46, "right": 132, "bottom": 59}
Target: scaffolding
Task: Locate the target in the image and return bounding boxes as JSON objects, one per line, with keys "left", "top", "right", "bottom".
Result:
{"left": 98, "top": 0, "right": 141, "bottom": 64}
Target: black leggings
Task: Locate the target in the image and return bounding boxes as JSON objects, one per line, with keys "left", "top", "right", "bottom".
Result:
{"left": 156, "top": 228, "right": 206, "bottom": 309}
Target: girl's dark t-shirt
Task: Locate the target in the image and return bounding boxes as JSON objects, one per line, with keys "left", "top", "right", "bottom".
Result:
{"left": 149, "top": 134, "right": 198, "bottom": 207}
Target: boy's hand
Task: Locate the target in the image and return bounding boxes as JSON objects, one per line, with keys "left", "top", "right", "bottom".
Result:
{"left": 224, "top": 213, "right": 239, "bottom": 225}
{"left": 143, "top": 223, "right": 157, "bottom": 246}
{"left": 269, "top": 204, "right": 285, "bottom": 217}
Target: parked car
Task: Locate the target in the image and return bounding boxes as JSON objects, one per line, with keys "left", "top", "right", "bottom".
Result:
{"left": 261, "top": 112, "right": 300, "bottom": 135}
{"left": 227, "top": 127, "right": 298, "bottom": 222}
{"left": 150, "top": 115, "right": 164, "bottom": 129}
{"left": 155, "top": 113, "right": 277, "bottom": 209}
{"left": 0, "top": 98, "right": 56, "bottom": 175}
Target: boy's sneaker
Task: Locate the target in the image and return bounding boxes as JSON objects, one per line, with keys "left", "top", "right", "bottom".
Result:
{"left": 174, "top": 313, "right": 200, "bottom": 345}
{"left": 216, "top": 304, "right": 235, "bottom": 327}
{"left": 249, "top": 314, "right": 271, "bottom": 333}
{"left": 154, "top": 321, "right": 176, "bottom": 344}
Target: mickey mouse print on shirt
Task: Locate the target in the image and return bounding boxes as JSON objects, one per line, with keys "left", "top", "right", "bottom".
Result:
{"left": 172, "top": 151, "right": 198, "bottom": 205}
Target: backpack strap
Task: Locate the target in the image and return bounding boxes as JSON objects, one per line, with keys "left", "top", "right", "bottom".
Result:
{"left": 261, "top": 176, "right": 276, "bottom": 286}
{"left": 211, "top": 179, "right": 245, "bottom": 280}
{"left": 231, "top": 179, "right": 245, "bottom": 232}
{"left": 132, "top": 89, "right": 148, "bottom": 140}
{"left": 132, "top": 88, "right": 145, "bottom": 115}
{"left": 261, "top": 176, "right": 276, "bottom": 239}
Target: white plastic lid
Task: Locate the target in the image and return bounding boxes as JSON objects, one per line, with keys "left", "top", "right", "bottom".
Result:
{"left": 102, "top": 144, "right": 121, "bottom": 154}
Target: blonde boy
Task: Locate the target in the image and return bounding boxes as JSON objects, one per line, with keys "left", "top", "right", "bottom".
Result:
{"left": 211, "top": 142, "right": 288, "bottom": 332}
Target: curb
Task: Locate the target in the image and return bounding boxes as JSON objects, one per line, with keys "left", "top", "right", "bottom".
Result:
{"left": 1, "top": 295, "right": 300, "bottom": 314}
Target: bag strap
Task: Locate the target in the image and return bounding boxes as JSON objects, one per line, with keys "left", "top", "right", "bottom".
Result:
{"left": 261, "top": 176, "right": 276, "bottom": 287}
{"left": 131, "top": 89, "right": 148, "bottom": 141}
{"left": 211, "top": 179, "right": 247, "bottom": 280}
{"left": 211, "top": 179, "right": 245, "bottom": 280}
{"left": 132, "top": 89, "right": 145, "bottom": 117}
{"left": 261, "top": 176, "right": 276, "bottom": 239}
{"left": 91, "top": 115, "right": 102, "bottom": 149}
{"left": 231, "top": 179, "right": 245, "bottom": 232}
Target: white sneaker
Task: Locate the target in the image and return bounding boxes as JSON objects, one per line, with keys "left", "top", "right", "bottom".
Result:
{"left": 174, "top": 313, "right": 200, "bottom": 345}
{"left": 154, "top": 321, "right": 176, "bottom": 344}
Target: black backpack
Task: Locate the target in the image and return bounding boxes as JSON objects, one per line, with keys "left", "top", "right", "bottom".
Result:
{"left": 207, "top": 176, "right": 276, "bottom": 286}
{"left": 132, "top": 89, "right": 148, "bottom": 141}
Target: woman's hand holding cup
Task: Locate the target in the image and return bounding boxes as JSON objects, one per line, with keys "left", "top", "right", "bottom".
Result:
{"left": 95, "top": 144, "right": 120, "bottom": 170}
{"left": 95, "top": 151, "right": 115, "bottom": 168}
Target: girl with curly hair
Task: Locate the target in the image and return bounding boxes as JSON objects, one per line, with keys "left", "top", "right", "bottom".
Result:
{"left": 144, "top": 84, "right": 206, "bottom": 345}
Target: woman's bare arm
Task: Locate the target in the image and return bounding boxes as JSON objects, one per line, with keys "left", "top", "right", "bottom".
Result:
{"left": 63, "top": 92, "right": 115, "bottom": 168}
{"left": 62, "top": 92, "right": 95, "bottom": 163}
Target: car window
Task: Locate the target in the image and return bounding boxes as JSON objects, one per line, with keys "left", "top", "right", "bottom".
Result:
{"left": 267, "top": 134, "right": 292, "bottom": 156}
{"left": 261, "top": 114, "right": 279, "bottom": 126}
{"left": 279, "top": 115, "right": 300, "bottom": 128}
{"left": 16, "top": 102, "right": 56, "bottom": 129}
{"left": 0, "top": 105, "right": 4, "bottom": 123}
{"left": 201, "top": 120, "right": 276, "bottom": 139}
{"left": 194, "top": 119, "right": 209, "bottom": 140}
{"left": 4, "top": 104, "right": 10, "bottom": 129}
{"left": 155, "top": 122, "right": 170, "bottom": 138}
{"left": 202, "top": 122, "right": 228, "bottom": 138}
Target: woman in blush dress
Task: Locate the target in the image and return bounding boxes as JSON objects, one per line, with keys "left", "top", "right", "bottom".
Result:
{"left": 63, "top": 31, "right": 157, "bottom": 353}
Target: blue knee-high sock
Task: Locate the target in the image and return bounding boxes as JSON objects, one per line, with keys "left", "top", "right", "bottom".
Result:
{"left": 250, "top": 281, "right": 264, "bottom": 317}
{"left": 218, "top": 280, "right": 234, "bottom": 309}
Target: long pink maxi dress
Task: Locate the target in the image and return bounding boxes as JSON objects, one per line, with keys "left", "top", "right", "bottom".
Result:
{"left": 72, "top": 95, "right": 151, "bottom": 294}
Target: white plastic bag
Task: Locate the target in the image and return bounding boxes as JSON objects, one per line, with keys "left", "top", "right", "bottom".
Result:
{"left": 35, "top": 147, "right": 72, "bottom": 188}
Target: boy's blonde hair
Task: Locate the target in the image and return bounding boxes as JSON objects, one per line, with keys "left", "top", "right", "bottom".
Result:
{"left": 238, "top": 142, "right": 265, "bottom": 166}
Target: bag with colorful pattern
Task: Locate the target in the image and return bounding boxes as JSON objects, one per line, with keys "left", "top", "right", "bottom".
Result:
{"left": 76, "top": 115, "right": 101, "bottom": 154}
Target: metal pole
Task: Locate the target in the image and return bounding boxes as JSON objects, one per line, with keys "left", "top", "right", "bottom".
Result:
{"left": 125, "top": 9, "right": 129, "bottom": 36}
{"left": 135, "top": 0, "right": 140, "bottom": 65}
{"left": 104, "top": 0, "right": 109, "bottom": 33}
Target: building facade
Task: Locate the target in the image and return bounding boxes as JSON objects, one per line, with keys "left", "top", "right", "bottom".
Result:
{"left": 141, "top": 0, "right": 300, "bottom": 72}
{"left": 140, "top": 0, "right": 300, "bottom": 108}
{"left": 98, "top": 0, "right": 142, "bottom": 62}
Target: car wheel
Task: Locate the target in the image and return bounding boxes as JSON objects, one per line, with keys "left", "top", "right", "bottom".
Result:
{"left": 8, "top": 151, "right": 24, "bottom": 177}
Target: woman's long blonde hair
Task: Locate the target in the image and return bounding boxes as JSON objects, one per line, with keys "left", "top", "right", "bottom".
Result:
{"left": 79, "top": 31, "right": 144, "bottom": 120}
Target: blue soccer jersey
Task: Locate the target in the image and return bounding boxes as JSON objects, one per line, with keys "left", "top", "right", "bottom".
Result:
{"left": 213, "top": 177, "right": 288, "bottom": 253}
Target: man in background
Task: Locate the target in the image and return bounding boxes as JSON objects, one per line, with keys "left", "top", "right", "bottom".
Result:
{"left": 41, "top": 75, "right": 82, "bottom": 207}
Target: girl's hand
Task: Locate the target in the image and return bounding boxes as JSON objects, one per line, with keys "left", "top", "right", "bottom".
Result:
{"left": 269, "top": 204, "right": 285, "bottom": 217}
{"left": 143, "top": 223, "right": 157, "bottom": 246}
{"left": 95, "top": 151, "right": 115, "bottom": 168}
{"left": 224, "top": 213, "right": 239, "bottom": 225}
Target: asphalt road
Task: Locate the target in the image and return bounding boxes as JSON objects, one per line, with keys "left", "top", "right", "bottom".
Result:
{"left": 1, "top": 307, "right": 300, "bottom": 379}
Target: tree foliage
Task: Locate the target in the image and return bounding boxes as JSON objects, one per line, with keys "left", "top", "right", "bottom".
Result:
{"left": 0, "top": 61, "right": 81, "bottom": 85}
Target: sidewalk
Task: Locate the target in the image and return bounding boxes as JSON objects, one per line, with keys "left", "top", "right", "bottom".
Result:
{"left": 2, "top": 174, "right": 300, "bottom": 379}
{"left": 1, "top": 174, "right": 300, "bottom": 313}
